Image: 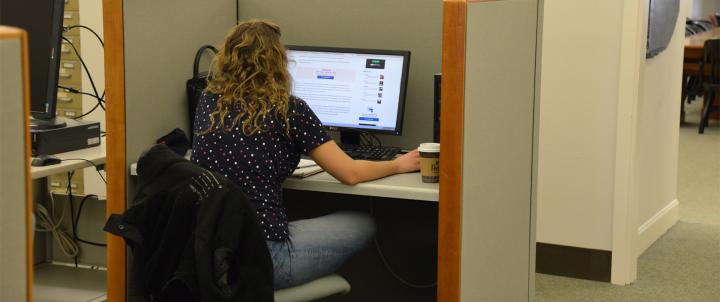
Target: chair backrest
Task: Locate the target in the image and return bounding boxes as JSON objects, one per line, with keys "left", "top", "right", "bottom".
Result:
{"left": 703, "top": 39, "right": 720, "bottom": 84}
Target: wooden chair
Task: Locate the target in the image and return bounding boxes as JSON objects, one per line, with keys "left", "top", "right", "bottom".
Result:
{"left": 699, "top": 39, "right": 720, "bottom": 134}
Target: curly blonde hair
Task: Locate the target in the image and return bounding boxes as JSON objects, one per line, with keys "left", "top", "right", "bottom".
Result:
{"left": 202, "top": 20, "right": 292, "bottom": 136}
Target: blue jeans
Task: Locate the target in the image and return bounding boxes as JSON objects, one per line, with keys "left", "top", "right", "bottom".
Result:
{"left": 266, "top": 211, "right": 376, "bottom": 289}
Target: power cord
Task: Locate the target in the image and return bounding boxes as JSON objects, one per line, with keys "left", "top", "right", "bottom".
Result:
{"left": 61, "top": 161, "right": 107, "bottom": 247}
{"left": 34, "top": 192, "right": 79, "bottom": 258}
{"left": 369, "top": 199, "right": 437, "bottom": 289}
{"left": 63, "top": 25, "right": 104, "bottom": 47}
{"left": 61, "top": 158, "right": 107, "bottom": 184}
{"left": 71, "top": 194, "right": 107, "bottom": 248}
{"left": 61, "top": 36, "right": 105, "bottom": 117}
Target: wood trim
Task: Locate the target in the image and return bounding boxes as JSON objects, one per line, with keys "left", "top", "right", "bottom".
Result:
{"left": 19, "top": 27, "right": 34, "bottom": 302}
{"left": 536, "top": 243, "right": 612, "bottom": 282}
{"left": 437, "top": 1, "right": 466, "bottom": 302}
{"left": 0, "top": 26, "right": 25, "bottom": 39}
{"left": 103, "top": 0, "right": 127, "bottom": 301}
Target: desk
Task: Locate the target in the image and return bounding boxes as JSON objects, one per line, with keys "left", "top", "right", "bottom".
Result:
{"left": 284, "top": 172, "right": 438, "bottom": 202}
{"left": 30, "top": 139, "right": 107, "bottom": 302}
{"left": 31, "top": 139, "right": 107, "bottom": 179}
{"left": 684, "top": 28, "right": 720, "bottom": 64}
{"left": 682, "top": 28, "right": 720, "bottom": 122}
{"left": 130, "top": 162, "right": 439, "bottom": 202}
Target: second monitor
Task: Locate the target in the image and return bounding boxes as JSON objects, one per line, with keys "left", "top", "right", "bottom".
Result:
{"left": 286, "top": 46, "right": 410, "bottom": 145}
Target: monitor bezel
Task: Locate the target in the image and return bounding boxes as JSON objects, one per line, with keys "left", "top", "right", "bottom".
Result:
{"left": 286, "top": 45, "right": 411, "bottom": 136}
{"left": 32, "top": 0, "right": 64, "bottom": 120}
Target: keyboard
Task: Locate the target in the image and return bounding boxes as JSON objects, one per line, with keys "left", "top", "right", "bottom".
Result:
{"left": 340, "top": 144, "right": 401, "bottom": 161}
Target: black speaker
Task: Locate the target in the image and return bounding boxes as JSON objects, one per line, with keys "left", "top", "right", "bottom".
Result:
{"left": 433, "top": 73, "right": 441, "bottom": 143}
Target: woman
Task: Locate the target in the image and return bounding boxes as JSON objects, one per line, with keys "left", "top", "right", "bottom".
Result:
{"left": 192, "top": 20, "right": 420, "bottom": 289}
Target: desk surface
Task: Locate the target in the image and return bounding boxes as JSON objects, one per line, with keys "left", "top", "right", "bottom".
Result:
{"left": 685, "top": 28, "right": 720, "bottom": 49}
{"left": 283, "top": 172, "right": 438, "bottom": 202}
{"left": 31, "top": 139, "right": 106, "bottom": 179}
{"left": 130, "top": 161, "right": 438, "bottom": 202}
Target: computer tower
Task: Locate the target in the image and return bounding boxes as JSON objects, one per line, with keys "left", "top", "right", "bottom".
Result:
{"left": 31, "top": 118, "right": 101, "bottom": 156}
{"left": 433, "top": 73, "right": 441, "bottom": 143}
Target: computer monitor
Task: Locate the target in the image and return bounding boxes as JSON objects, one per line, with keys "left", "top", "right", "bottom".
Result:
{"left": 286, "top": 46, "right": 410, "bottom": 143}
{"left": 1, "top": 0, "right": 66, "bottom": 129}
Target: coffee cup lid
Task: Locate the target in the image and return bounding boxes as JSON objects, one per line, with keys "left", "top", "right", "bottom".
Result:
{"left": 418, "top": 143, "right": 440, "bottom": 152}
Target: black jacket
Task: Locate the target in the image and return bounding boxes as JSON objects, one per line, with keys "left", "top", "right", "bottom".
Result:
{"left": 104, "top": 144, "right": 274, "bottom": 302}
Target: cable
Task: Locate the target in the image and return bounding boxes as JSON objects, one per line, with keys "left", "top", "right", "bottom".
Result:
{"left": 57, "top": 85, "right": 105, "bottom": 119}
{"left": 61, "top": 158, "right": 107, "bottom": 184}
{"left": 65, "top": 173, "right": 107, "bottom": 252}
{"left": 72, "top": 102, "right": 103, "bottom": 120}
{"left": 368, "top": 199, "right": 437, "bottom": 289}
{"left": 72, "top": 194, "right": 107, "bottom": 247}
{"left": 58, "top": 85, "right": 105, "bottom": 103}
{"left": 66, "top": 172, "right": 79, "bottom": 267}
{"left": 34, "top": 193, "right": 79, "bottom": 258}
{"left": 61, "top": 36, "right": 103, "bottom": 112}
{"left": 64, "top": 25, "right": 104, "bottom": 47}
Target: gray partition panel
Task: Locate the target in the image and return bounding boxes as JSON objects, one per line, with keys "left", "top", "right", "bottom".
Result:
{"left": 461, "top": 0, "right": 540, "bottom": 301}
{"left": 0, "top": 38, "right": 28, "bottom": 302}
{"left": 237, "top": 0, "right": 442, "bottom": 149}
{"left": 123, "top": 0, "right": 237, "bottom": 198}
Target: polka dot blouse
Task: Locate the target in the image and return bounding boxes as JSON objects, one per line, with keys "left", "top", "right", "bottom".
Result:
{"left": 192, "top": 92, "right": 331, "bottom": 241}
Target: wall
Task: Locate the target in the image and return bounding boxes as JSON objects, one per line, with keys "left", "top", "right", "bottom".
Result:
{"left": 538, "top": 0, "right": 686, "bottom": 281}
{"left": 237, "top": 0, "right": 442, "bottom": 149}
{"left": 123, "top": 0, "right": 236, "bottom": 199}
{"left": 536, "top": 0, "right": 624, "bottom": 251}
{"left": 635, "top": 0, "right": 688, "bottom": 255}
{"left": 692, "top": 0, "right": 719, "bottom": 19}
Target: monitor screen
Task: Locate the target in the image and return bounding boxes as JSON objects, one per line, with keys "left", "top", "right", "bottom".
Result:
{"left": 0, "top": 0, "right": 64, "bottom": 119}
{"left": 286, "top": 46, "right": 410, "bottom": 135}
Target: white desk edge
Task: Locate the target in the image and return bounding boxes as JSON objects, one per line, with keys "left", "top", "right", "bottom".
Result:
{"left": 130, "top": 162, "right": 438, "bottom": 202}
{"left": 31, "top": 139, "right": 107, "bottom": 180}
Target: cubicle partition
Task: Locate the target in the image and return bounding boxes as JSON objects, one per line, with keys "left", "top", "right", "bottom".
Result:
{"left": 0, "top": 26, "right": 33, "bottom": 302}
{"left": 103, "top": 0, "right": 237, "bottom": 300}
{"left": 439, "top": 0, "right": 541, "bottom": 301}
{"left": 104, "top": 0, "right": 541, "bottom": 301}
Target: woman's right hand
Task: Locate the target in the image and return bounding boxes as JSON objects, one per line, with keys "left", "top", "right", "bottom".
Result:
{"left": 393, "top": 149, "right": 420, "bottom": 174}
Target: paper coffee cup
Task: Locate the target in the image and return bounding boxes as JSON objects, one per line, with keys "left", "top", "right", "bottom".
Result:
{"left": 419, "top": 143, "right": 440, "bottom": 183}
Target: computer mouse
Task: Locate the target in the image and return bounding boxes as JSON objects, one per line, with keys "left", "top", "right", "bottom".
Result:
{"left": 31, "top": 154, "right": 62, "bottom": 167}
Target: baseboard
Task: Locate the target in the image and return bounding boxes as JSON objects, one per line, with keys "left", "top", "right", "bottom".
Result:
{"left": 636, "top": 199, "right": 679, "bottom": 257}
{"left": 536, "top": 243, "right": 612, "bottom": 282}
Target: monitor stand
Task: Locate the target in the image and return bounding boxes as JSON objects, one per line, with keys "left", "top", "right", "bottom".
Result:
{"left": 30, "top": 116, "right": 67, "bottom": 130}
{"left": 339, "top": 131, "right": 361, "bottom": 146}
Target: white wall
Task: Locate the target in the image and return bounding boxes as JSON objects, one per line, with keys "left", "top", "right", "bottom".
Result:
{"left": 635, "top": 0, "right": 689, "bottom": 255}
{"left": 538, "top": 0, "right": 686, "bottom": 268}
{"left": 537, "top": 0, "right": 624, "bottom": 251}
{"left": 692, "top": 0, "right": 719, "bottom": 19}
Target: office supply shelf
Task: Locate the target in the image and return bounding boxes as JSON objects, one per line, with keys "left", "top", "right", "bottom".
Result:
{"left": 34, "top": 263, "right": 106, "bottom": 302}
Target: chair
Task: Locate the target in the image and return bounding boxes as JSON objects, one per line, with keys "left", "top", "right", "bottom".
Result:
{"left": 274, "top": 274, "right": 351, "bottom": 302}
{"left": 699, "top": 39, "right": 720, "bottom": 134}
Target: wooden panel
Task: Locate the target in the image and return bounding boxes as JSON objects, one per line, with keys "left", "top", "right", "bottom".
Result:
{"left": 102, "top": 0, "right": 127, "bottom": 301}
{"left": 437, "top": 1, "right": 466, "bottom": 302}
{"left": 536, "top": 243, "right": 612, "bottom": 282}
{"left": 21, "top": 27, "right": 33, "bottom": 302}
